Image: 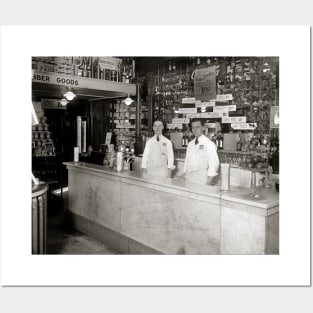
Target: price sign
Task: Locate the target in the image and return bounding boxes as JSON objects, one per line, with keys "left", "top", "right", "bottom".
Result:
{"left": 231, "top": 123, "right": 257, "bottom": 130}
{"left": 167, "top": 123, "right": 182, "bottom": 129}
{"left": 178, "top": 108, "right": 197, "bottom": 114}
{"left": 195, "top": 101, "right": 215, "bottom": 108}
{"left": 205, "top": 123, "right": 217, "bottom": 128}
{"left": 222, "top": 116, "right": 246, "bottom": 123}
{"left": 172, "top": 118, "right": 190, "bottom": 124}
{"left": 216, "top": 94, "right": 233, "bottom": 101}
{"left": 194, "top": 66, "right": 216, "bottom": 101}
{"left": 213, "top": 105, "right": 236, "bottom": 112}
{"left": 182, "top": 97, "right": 196, "bottom": 103}
{"left": 105, "top": 132, "right": 112, "bottom": 145}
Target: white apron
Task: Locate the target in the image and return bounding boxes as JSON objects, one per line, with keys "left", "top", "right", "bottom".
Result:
{"left": 185, "top": 169, "right": 208, "bottom": 185}
{"left": 147, "top": 165, "right": 168, "bottom": 178}
{"left": 146, "top": 139, "right": 169, "bottom": 178}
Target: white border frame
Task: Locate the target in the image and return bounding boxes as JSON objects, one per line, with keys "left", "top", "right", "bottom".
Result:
{"left": 0, "top": 25, "right": 311, "bottom": 286}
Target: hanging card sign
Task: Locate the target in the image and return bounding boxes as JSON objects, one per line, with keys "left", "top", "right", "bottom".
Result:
{"left": 222, "top": 116, "right": 246, "bottom": 123}
{"left": 105, "top": 132, "right": 112, "bottom": 145}
{"left": 98, "top": 57, "right": 122, "bottom": 71}
{"left": 194, "top": 66, "right": 216, "bottom": 101}
{"left": 167, "top": 123, "right": 183, "bottom": 129}
{"left": 207, "top": 112, "right": 228, "bottom": 118}
{"left": 231, "top": 123, "right": 257, "bottom": 130}
{"left": 182, "top": 97, "right": 196, "bottom": 104}
{"left": 186, "top": 112, "right": 227, "bottom": 119}
{"left": 205, "top": 123, "right": 217, "bottom": 128}
{"left": 178, "top": 108, "right": 197, "bottom": 114}
{"left": 270, "top": 106, "right": 279, "bottom": 128}
{"left": 216, "top": 94, "right": 233, "bottom": 101}
{"left": 195, "top": 101, "right": 215, "bottom": 108}
{"left": 213, "top": 105, "right": 236, "bottom": 112}
{"left": 172, "top": 118, "right": 190, "bottom": 124}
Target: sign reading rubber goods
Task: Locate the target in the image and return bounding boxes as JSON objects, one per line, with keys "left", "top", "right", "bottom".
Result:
{"left": 33, "top": 71, "right": 79, "bottom": 86}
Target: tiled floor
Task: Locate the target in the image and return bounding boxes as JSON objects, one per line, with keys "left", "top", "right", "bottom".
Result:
{"left": 47, "top": 190, "right": 120, "bottom": 255}
{"left": 47, "top": 227, "right": 120, "bottom": 254}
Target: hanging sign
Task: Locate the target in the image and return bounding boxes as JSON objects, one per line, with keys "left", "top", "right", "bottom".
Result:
{"left": 186, "top": 112, "right": 227, "bottom": 118}
{"left": 178, "top": 108, "right": 197, "bottom": 114}
{"left": 213, "top": 105, "right": 236, "bottom": 112}
{"left": 205, "top": 123, "right": 217, "bottom": 128}
{"left": 207, "top": 112, "right": 228, "bottom": 118}
{"left": 270, "top": 106, "right": 279, "bottom": 128}
{"left": 194, "top": 66, "right": 216, "bottom": 101}
{"left": 167, "top": 123, "right": 183, "bottom": 129}
{"left": 105, "top": 132, "right": 112, "bottom": 145}
{"left": 216, "top": 94, "right": 233, "bottom": 101}
{"left": 182, "top": 97, "right": 196, "bottom": 104}
{"left": 172, "top": 118, "right": 190, "bottom": 124}
{"left": 222, "top": 116, "right": 246, "bottom": 123}
{"left": 231, "top": 123, "right": 257, "bottom": 130}
{"left": 98, "top": 57, "right": 122, "bottom": 71}
{"left": 195, "top": 101, "right": 215, "bottom": 108}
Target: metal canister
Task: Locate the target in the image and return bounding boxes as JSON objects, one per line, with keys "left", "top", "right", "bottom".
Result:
{"left": 111, "top": 70, "right": 117, "bottom": 81}
{"left": 105, "top": 69, "right": 111, "bottom": 80}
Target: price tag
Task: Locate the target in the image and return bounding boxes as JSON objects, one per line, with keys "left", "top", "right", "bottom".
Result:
{"left": 182, "top": 97, "right": 196, "bottom": 103}
{"left": 172, "top": 118, "right": 190, "bottom": 124}
{"left": 178, "top": 108, "right": 197, "bottom": 114}
{"left": 231, "top": 123, "right": 257, "bottom": 130}
{"left": 213, "top": 105, "right": 236, "bottom": 112}
{"left": 195, "top": 101, "right": 215, "bottom": 108}
{"left": 167, "top": 123, "right": 182, "bottom": 129}
{"left": 222, "top": 116, "right": 246, "bottom": 123}
{"left": 216, "top": 94, "right": 233, "bottom": 101}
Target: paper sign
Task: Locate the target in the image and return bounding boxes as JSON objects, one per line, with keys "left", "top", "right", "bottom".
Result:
{"left": 178, "top": 108, "right": 197, "bottom": 114}
{"left": 195, "top": 101, "right": 215, "bottom": 108}
{"left": 205, "top": 123, "right": 217, "bottom": 128}
{"left": 172, "top": 118, "right": 190, "bottom": 124}
{"left": 194, "top": 66, "right": 216, "bottom": 101}
{"left": 105, "top": 132, "right": 112, "bottom": 145}
{"left": 222, "top": 116, "right": 246, "bottom": 123}
{"left": 231, "top": 123, "right": 257, "bottom": 130}
{"left": 182, "top": 97, "right": 196, "bottom": 103}
{"left": 213, "top": 105, "right": 236, "bottom": 112}
{"left": 270, "top": 106, "right": 279, "bottom": 128}
{"left": 186, "top": 114, "right": 196, "bottom": 118}
{"left": 216, "top": 94, "right": 233, "bottom": 101}
{"left": 207, "top": 112, "right": 227, "bottom": 118}
{"left": 167, "top": 123, "right": 183, "bottom": 129}
{"left": 186, "top": 112, "right": 227, "bottom": 118}
{"left": 98, "top": 57, "right": 122, "bottom": 71}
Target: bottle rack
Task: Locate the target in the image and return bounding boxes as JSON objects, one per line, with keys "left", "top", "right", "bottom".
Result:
{"left": 32, "top": 112, "right": 56, "bottom": 157}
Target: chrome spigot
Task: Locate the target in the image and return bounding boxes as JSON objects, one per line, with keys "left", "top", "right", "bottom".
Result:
{"left": 123, "top": 155, "right": 135, "bottom": 171}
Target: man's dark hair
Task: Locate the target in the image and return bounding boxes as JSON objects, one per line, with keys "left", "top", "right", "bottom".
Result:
{"left": 190, "top": 118, "right": 205, "bottom": 127}
{"left": 153, "top": 119, "right": 165, "bottom": 126}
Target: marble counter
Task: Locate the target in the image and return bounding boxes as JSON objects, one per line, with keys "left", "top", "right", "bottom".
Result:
{"left": 64, "top": 162, "right": 279, "bottom": 254}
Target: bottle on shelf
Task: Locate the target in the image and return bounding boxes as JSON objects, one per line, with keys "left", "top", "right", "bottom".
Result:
{"left": 236, "top": 132, "right": 242, "bottom": 151}
{"left": 122, "top": 66, "right": 127, "bottom": 83}
{"left": 218, "top": 133, "right": 224, "bottom": 150}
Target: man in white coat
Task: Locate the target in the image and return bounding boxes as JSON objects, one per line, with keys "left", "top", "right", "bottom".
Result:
{"left": 141, "top": 120, "right": 175, "bottom": 178}
{"left": 184, "top": 118, "right": 219, "bottom": 185}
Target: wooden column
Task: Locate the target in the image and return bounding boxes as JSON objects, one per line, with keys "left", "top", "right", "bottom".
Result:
{"left": 134, "top": 84, "right": 143, "bottom": 155}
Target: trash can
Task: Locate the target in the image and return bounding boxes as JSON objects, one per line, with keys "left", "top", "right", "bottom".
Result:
{"left": 32, "top": 182, "right": 48, "bottom": 254}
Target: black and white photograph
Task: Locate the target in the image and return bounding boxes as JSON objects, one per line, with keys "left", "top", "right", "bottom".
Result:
{"left": 1, "top": 25, "right": 310, "bottom": 291}
{"left": 31, "top": 56, "right": 280, "bottom": 255}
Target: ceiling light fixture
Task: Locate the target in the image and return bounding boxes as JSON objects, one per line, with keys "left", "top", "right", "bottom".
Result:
{"left": 63, "top": 88, "right": 76, "bottom": 101}
{"left": 124, "top": 94, "right": 134, "bottom": 106}
{"left": 60, "top": 98, "right": 69, "bottom": 106}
